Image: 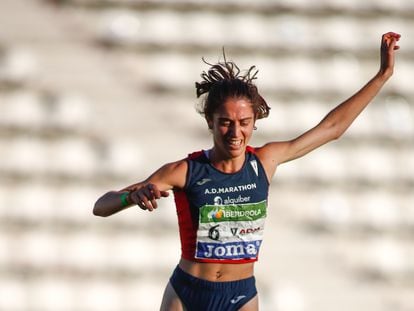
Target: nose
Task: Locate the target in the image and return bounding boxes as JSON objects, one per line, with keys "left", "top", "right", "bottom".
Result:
{"left": 229, "top": 123, "right": 241, "bottom": 137}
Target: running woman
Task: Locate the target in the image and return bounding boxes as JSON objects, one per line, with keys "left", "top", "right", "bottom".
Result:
{"left": 94, "top": 32, "right": 401, "bottom": 311}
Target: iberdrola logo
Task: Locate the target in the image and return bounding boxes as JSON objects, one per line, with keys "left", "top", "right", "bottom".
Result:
{"left": 208, "top": 207, "right": 224, "bottom": 221}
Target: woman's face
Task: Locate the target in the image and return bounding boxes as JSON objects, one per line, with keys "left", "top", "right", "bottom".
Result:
{"left": 208, "top": 97, "right": 256, "bottom": 160}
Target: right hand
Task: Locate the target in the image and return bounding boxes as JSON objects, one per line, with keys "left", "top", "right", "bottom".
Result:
{"left": 129, "top": 183, "right": 170, "bottom": 211}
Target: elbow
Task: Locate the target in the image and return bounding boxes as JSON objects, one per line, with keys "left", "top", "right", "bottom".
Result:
{"left": 332, "top": 125, "right": 348, "bottom": 141}
{"left": 325, "top": 121, "right": 345, "bottom": 141}
{"left": 93, "top": 209, "right": 109, "bottom": 217}
{"left": 93, "top": 191, "right": 121, "bottom": 217}
{"left": 93, "top": 201, "right": 109, "bottom": 217}
{"left": 93, "top": 206, "right": 104, "bottom": 217}
{"left": 321, "top": 114, "right": 347, "bottom": 141}
{"left": 331, "top": 128, "right": 343, "bottom": 141}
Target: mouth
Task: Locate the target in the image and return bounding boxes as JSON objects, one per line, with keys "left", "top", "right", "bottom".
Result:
{"left": 226, "top": 139, "right": 243, "bottom": 149}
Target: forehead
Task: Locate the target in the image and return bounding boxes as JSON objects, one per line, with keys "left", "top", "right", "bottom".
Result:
{"left": 214, "top": 98, "right": 254, "bottom": 119}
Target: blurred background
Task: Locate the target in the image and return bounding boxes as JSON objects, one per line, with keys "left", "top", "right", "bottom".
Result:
{"left": 0, "top": 0, "right": 413, "bottom": 310}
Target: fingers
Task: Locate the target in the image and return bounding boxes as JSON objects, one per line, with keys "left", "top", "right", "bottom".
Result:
{"left": 379, "top": 31, "right": 401, "bottom": 77}
{"left": 129, "top": 184, "right": 169, "bottom": 211}
{"left": 382, "top": 32, "right": 401, "bottom": 50}
{"left": 382, "top": 32, "right": 401, "bottom": 42}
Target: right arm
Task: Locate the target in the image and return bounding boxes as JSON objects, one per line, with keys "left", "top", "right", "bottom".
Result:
{"left": 93, "top": 159, "right": 188, "bottom": 217}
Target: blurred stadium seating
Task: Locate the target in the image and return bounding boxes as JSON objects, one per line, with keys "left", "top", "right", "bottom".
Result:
{"left": 0, "top": 0, "right": 413, "bottom": 310}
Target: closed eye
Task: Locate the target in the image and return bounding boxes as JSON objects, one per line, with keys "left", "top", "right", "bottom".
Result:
{"left": 240, "top": 118, "right": 253, "bottom": 127}
{"left": 219, "top": 119, "right": 232, "bottom": 127}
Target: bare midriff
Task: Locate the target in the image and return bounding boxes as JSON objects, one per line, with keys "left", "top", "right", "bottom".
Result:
{"left": 178, "top": 258, "right": 255, "bottom": 282}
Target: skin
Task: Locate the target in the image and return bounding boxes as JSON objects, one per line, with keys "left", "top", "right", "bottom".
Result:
{"left": 93, "top": 32, "right": 400, "bottom": 310}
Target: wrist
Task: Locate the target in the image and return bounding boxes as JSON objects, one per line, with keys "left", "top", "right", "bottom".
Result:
{"left": 120, "top": 191, "right": 131, "bottom": 207}
{"left": 376, "top": 68, "right": 393, "bottom": 82}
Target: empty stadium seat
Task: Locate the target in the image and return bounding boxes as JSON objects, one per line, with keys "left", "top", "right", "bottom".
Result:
{"left": 75, "top": 280, "right": 123, "bottom": 311}
{"left": 0, "top": 91, "right": 46, "bottom": 129}
{"left": 6, "top": 183, "right": 55, "bottom": 223}
{"left": 353, "top": 192, "right": 402, "bottom": 231}
{"left": 48, "top": 138, "right": 98, "bottom": 177}
{"left": 0, "top": 47, "right": 38, "bottom": 85}
{"left": 27, "top": 277, "right": 76, "bottom": 311}
{"left": 0, "top": 277, "right": 28, "bottom": 310}
{"left": 60, "top": 232, "right": 110, "bottom": 272}
{"left": 98, "top": 10, "right": 141, "bottom": 45}
{"left": 268, "top": 282, "right": 307, "bottom": 311}
{"left": 12, "top": 230, "right": 60, "bottom": 269}
{"left": 1, "top": 137, "right": 49, "bottom": 175}
{"left": 49, "top": 93, "right": 92, "bottom": 131}
{"left": 122, "top": 279, "right": 166, "bottom": 310}
{"left": 54, "top": 185, "right": 102, "bottom": 224}
{"left": 359, "top": 238, "right": 408, "bottom": 280}
{"left": 103, "top": 139, "right": 144, "bottom": 177}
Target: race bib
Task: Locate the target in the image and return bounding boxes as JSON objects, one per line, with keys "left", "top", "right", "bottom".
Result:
{"left": 195, "top": 201, "right": 267, "bottom": 260}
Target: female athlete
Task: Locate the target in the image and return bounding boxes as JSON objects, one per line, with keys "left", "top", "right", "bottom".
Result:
{"left": 94, "top": 32, "right": 400, "bottom": 311}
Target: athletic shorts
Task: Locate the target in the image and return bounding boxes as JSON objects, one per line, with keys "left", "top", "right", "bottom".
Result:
{"left": 169, "top": 265, "right": 257, "bottom": 311}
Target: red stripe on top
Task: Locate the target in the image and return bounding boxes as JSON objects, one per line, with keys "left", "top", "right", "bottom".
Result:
{"left": 187, "top": 150, "right": 204, "bottom": 160}
{"left": 246, "top": 145, "right": 256, "bottom": 154}
{"left": 173, "top": 189, "right": 198, "bottom": 261}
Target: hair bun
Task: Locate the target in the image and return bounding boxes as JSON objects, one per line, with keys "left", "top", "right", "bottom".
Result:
{"left": 195, "top": 52, "right": 258, "bottom": 98}
{"left": 195, "top": 50, "right": 270, "bottom": 120}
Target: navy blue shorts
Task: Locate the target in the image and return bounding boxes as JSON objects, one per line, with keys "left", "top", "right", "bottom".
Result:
{"left": 169, "top": 265, "right": 257, "bottom": 311}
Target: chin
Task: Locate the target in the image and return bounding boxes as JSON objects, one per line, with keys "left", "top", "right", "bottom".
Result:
{"left": 227, "top": 146, "right": 245, "bottom": 158}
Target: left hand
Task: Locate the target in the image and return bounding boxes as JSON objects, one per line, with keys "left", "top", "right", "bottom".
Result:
{"left": 379, "top": 32, "right": 401, "bottom": 78}
{"left": 129, "top": 183, "right": 169, "bottom": 211}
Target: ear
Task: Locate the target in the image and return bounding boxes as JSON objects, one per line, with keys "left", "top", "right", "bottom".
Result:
{"left": 206, "top": 118, "right": 213, "bottom": 130}
{"left": 253, "top": 115, "right": 258, "bottom": 130}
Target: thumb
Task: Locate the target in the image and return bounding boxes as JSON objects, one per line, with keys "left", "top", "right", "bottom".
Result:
{"left": 160, "top": 190, "right": 170, "bottom": 198}
{"left": 389, "top": 37, "right": 397, "bottom": 50}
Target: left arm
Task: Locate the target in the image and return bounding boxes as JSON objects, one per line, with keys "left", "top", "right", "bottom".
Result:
{"left": 257, "top": 32, "right": 401, "bottom": 178}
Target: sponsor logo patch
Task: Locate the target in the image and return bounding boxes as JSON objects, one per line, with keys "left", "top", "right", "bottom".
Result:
{"left": 202, "top": 201, "right": 266, "bottom": 223}
{"left": 196, "top": 240, "right": 262, "bottom": 260}
{"left": 196, "top": 178, "right": 212, "bottom": 186}
{"left": 231, "top": 295, "right": 246, "bottom": 304}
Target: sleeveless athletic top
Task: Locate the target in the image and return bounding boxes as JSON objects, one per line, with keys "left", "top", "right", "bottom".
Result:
{"left": 173, "top": 146, "right": 269, "bottom": 264}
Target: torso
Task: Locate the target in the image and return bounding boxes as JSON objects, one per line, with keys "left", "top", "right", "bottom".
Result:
{"left": 173, "top": 147, "right": 269, "bottom": 281}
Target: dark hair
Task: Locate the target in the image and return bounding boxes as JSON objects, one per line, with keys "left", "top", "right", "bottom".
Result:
{"left": 195, "top": 54, "right": 270, "bottom": 122}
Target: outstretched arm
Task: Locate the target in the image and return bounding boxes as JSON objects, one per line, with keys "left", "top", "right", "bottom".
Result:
{"left": 93, "top": 159, "right": 187, "bottom": 217}
{"left": 258, "top": 32, "right": 401, "bottom": 178}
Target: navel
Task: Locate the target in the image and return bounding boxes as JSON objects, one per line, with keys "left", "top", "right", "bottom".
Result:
{"left": 215, "top": 270, "right": 223, "bottom": 279}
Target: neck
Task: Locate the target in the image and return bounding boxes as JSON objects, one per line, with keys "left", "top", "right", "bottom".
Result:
{"left": 209, "top": 148, "right": 246, "bottom": 173}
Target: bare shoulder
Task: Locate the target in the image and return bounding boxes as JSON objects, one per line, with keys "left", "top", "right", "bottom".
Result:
{"left": 121, "top": 159, "right": 188, "bottom": 194}
{"left": 160, "top": 158, "right": 188, "bottom": 175}
{"left": 255, "top": 142, "right": 291, "bottom": 164}
{"left": 148, "top": 158, "right": 188, "bottom": 190}
{"left": 254, "top": 142, "right": 292, "bottom": 180}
